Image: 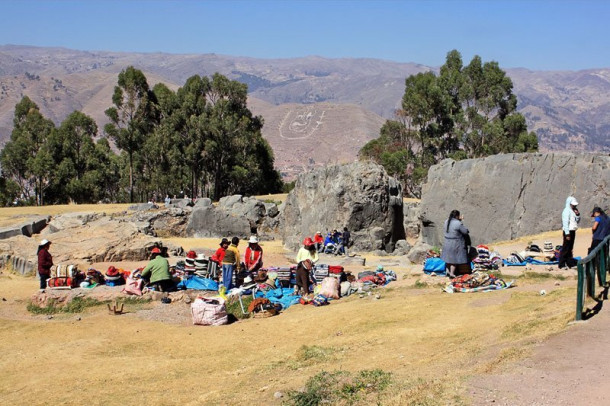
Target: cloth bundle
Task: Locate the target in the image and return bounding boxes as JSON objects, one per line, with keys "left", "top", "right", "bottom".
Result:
{"left": 444, "top": 271, "right": 513, "bottom": 293}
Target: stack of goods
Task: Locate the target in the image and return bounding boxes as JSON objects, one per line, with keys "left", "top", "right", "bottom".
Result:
{"left": 444, "top": 271, "right": 513, "bottom": 293}
{"left": 48, "top": 264, "right": 83, "bottom": 289}
{"left": 267, "top": 266, "right": 293, "bottom": 288}
{"left": 423, "top": 248, "right": 441, "bottom": 264}
{"left": 122, "top": 269, "right": 144, "bottom": 296}
{"left": 104, "top": 266, "right": 125, "bottom": 286}
{"left": 312, "top": 264, "right": 329, "bottom": 283}
{"left": 184, "top": 250, "right": 197, "bottom": 273}
{"left": 194, "top": 254, "right": 209, "bottom": 278}
{"left": 80, "top": 268, "right": 105, "bottom": 288}
{"left": 472, "top": 245, "right": 503, "bottom": 271}
{"left": 312, "top": 264, "right": 345, "bottom": 283}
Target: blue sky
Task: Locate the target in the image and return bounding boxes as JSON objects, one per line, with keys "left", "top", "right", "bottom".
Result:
{"left": 2, "top": 0, "right": 608, "bottom": 70}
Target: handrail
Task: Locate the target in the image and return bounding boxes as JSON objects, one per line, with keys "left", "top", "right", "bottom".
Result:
{"left": 576, "top": 234, "right": 610, "bottom": 320}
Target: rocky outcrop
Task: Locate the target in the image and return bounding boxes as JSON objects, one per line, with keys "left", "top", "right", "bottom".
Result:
{"left": 186, "top": 195, "right": 280, "bottom": 239}
{"left": 0, "top": 212, "right": 182, "bottom": 272}
{"left": 0, "top": 216, "right": 49, "bottom": 240}
{"left": 420, "top": 153, "right": 610, "bottom": 246}
{"left": 281, "top": 162, "right": 406, "bottom": 252}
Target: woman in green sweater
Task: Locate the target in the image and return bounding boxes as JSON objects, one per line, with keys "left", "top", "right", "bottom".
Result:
{"left": 141, "top": 247, "right": 174, "bottom": 292}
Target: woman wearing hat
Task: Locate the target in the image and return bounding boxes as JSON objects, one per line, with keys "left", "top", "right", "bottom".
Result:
{"left": 296, "top": 237, "right": 319, "bottom": 264}
{"left": 295, "top": 259, "right": 313, "bottom": 296}
{"left": 141, "top": 247, "right": 174, "bottom": 292}
{"left": 244, "top": 236, "right": 263, "bottom": 275}
{"left": 37, "top": 239, "right": 53, "bottom": 292}
{"left": 211, "top": 238, "right": 229, "bottom": 264}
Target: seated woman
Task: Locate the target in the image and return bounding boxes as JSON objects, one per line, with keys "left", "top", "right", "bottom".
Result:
{"left": 141, "top": 247, "right": 174, "bottom": 292}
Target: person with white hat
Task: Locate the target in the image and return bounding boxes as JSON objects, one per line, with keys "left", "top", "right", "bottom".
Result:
{"left": 559, "top": 196, "right": 580, "bottom": 269}
{"left": 37, "top": 239, "right": 53, "bottom": 292}
{"left": 244, "top": 235, "right": 263, "bottom": 275}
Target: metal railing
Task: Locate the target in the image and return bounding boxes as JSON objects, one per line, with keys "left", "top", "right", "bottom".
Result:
{"left": 576, "top": 234, "right": 610, "bottom": 320}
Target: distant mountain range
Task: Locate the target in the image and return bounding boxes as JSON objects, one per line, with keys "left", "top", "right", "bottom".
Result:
{"left": 0, "top": 45, "right": 608, "bottom": 178}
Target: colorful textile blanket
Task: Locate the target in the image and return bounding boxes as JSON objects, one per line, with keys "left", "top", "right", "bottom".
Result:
{"left": 443, "top": 271, "right": 514, "bottom": 293}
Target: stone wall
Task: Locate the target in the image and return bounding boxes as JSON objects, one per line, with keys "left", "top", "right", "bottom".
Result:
{"left": 420, "top": 153, "right": 610, "bottom": 247}
{"left": 280, "top": 161, "right": 405, "bottom": 251}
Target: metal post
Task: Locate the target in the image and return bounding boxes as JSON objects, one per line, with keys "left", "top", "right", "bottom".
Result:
{"left": 576, "top": 262, "right": 585, "bottom": 321}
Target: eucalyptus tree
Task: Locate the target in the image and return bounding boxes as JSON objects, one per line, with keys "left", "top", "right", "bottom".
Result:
{"left": 104, "top": 66, "right": 158, "bottom": 202}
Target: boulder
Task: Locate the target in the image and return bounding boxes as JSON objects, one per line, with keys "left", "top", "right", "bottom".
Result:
{"left": 186, "top": 195, "right": 280, "bottom": 239}
{"left": 280, "top": 162, "right": 406, "bottom": 252}
{"left": 393, "top": 239, "right": 411, "bottom": 256}
{"left": 420, "top": 153, "right": 610, "bottom": 246}
{"left": 407, "top": 241, "right": 434, "bottom": 264}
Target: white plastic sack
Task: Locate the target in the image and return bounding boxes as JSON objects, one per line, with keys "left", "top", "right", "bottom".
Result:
{"left": 319, "top": 277, "right": 340, "bottom": 299}
{"left": 191, "top": 297, "right": 228, "bottom": 326}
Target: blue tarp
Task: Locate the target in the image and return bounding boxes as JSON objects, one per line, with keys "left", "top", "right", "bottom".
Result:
{"left": 255, "top": 287, "right": 301, "bottom": 310}
{"left": 176, "top": 276, "right": 219, "bottom": 291}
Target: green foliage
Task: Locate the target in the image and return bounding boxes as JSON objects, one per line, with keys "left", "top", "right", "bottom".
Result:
{"left": 27, "top": 296, "right": 106, "bottom": 314}
{"left": 360, "top": 49, "right": 538, "bottom": 197}
{"left": 225, "top": 295, "right": 252, "bottom": 319}
{"left": 285, "top": 369, "right": 392, "bottom": 406}
{"left": 1, "top": 69, "right": 283, "bottom": 205}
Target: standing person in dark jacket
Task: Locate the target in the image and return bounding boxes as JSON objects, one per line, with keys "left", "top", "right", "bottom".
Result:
{"left": 589, "top": 207, "right": 610, "bottom": 253}
{"left": 334, "top": 227, "right": 351, "bottom": 256}
{"left": 37, "top": 239, "right": 53, "bottom": 292}
{"left": 441, "top": 210, "right": 470, "bottom": 278}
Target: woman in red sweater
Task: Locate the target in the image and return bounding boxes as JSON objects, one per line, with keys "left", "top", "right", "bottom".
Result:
{"left": 37, "top": 239, "right": 53, "bottom": 292}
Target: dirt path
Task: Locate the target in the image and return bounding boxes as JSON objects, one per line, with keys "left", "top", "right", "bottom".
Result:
{"left": 471, "top": 303, "right": 610, "bottom": 405}
{"left": 469, "top": 228, "right": 609, "bottom": 405}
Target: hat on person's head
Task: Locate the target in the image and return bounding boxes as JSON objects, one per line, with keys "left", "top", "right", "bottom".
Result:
{"left": 151, "top": 247, "right": 161, "bottom": 254}
{"left": 39, "top": 239, "right": 50, "bottom": 246}
{"left": 248, "top": 236, "right": 258, "bottom": 244}
{"left": 303, "top": 237, "right": 314, "bottom": 246}
{"left": 316, "top": 231, "right": 322, "bottom": 235}
{"left": 591, "top": 206, "right": 603, "bottom": 217}
{"left": 220, "top": 238, "right": 229, "bottom": 246}
{"left": 570, "top": 197, "right": 579, "bottom": 206}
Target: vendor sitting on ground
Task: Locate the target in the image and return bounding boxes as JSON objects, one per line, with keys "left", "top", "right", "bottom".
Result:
{"left": 296, "top": 237, "right": 319, "bottom": 264}
{"left": 323, "top": 232, "right": 336, "bottom": 254}
{"left": 141, "top": 247, "right": 174, "bottom": 292}
{"left": 244, "top": 235, "right": 263, "bottom": 274}
{"left": 313, "top": 231, "right": 324, "bottom": 253}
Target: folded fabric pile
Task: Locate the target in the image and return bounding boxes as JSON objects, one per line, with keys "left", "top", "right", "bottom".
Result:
{"left": 472, "top": 245, "right": 503, "bottom": 271}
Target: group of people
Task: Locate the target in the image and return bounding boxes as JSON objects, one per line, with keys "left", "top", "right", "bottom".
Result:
{"left": 311, "top": 227, "right": 351, "bottom": 256}
{"left": 209, "top": 236, "right": 263, "bottom": 290}
{"left": 440, "top": 195, "right": 610, "bottom": 277}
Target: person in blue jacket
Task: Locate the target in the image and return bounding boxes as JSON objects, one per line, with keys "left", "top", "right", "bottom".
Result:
{"left": 589, "top": 207, "right": 610, "bottom": 253}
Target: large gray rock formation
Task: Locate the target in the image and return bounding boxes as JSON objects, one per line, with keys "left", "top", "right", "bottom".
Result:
{"left": 281, "top": 162, "right": 405, "bottom": 252}
{"left": 186, "top": 195, "right": 280, "bottom": 239}
{"left": 420, "top": 153, "right": 610, "bottom": 246}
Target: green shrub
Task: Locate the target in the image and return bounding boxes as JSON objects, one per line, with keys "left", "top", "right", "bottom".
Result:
{"left": 285, "top": 369, "right": 392, "bottom": 405}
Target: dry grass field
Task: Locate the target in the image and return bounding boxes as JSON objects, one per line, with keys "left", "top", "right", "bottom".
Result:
{"left": 0, "top": 204, "right": 594, "bottom": 405}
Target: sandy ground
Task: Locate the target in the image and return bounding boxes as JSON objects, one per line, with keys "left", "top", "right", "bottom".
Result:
{"left": 0, "top": 209, "right": 605, "bottom": 405}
